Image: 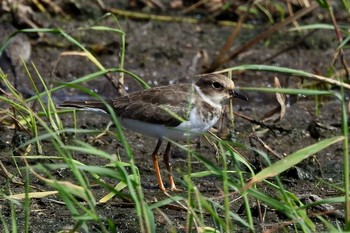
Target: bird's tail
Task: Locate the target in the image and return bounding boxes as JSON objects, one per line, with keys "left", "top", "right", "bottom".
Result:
{"left": 58, "top": 100, "right": 113, "bottom": 114}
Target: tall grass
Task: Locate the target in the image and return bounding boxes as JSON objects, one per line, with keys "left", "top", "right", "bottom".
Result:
{"left": 0, "top": 15, "right": 155, "bottom": 232}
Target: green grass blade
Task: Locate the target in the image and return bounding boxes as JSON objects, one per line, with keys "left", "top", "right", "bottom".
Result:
{"left": 240, "top": 87, "right": 334, "bottom": 96}
{"left": 245, "top": 136, "right": 344, "bottom": 188}
{"left": 221, "top": 65, "right": 350, "bottom": 89}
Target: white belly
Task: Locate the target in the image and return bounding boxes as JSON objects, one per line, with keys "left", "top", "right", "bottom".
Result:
{"left": 120, "top": 106, "right": 220, "bottom": 140}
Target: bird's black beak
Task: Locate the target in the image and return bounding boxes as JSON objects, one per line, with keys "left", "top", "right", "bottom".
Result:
{"left": 232, "top": 91, "right": 248, "bottom": 101}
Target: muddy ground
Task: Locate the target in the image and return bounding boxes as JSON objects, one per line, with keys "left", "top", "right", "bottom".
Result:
{"left": 0, "top": 1, "right": 349, "bottom": 232}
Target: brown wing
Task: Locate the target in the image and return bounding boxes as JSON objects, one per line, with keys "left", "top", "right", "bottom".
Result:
{"left": 113, "top": 84, "right": 195, "bottom": 127}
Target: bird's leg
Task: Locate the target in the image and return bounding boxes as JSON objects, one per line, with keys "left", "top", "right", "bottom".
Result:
{"left": 163, "top": 141, "right": 180, "bottom": 191}
{"left": 152, "top": 139, "right": 165, "bottom": 191}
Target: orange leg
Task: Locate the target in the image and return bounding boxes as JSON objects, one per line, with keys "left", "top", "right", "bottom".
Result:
{"left": 152, "top": 139, "right": 165, "bottom": 191}
{"left": 163, "top": 142, "right": 180, "bottom": 191}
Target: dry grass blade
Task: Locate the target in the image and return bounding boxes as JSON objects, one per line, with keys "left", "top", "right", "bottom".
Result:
{"left": 106, "top": 8, "right": 247, "bottom": 27}
{"left": 208, "top": 0, "right": 255, "bottom": 72}
{"left": 9, "top": 191, "right": 59, "bottom": 200}
{"left": 0, "top": 161, "right": 22, "bottom": 184}
{"left": 206, "top": 2, "right": 319, "bottom": 72}
{"left": 274, "top": 77, "right": 286, "bottom": 121}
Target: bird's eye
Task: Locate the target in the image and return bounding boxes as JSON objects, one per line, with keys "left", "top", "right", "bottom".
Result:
{"left": 212, "top": 81, "right": 223, "bottom": 89}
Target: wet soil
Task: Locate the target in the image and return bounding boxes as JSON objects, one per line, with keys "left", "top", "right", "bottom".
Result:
{"left": 0, "top": 1, "right": 349, "bottom": 232}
